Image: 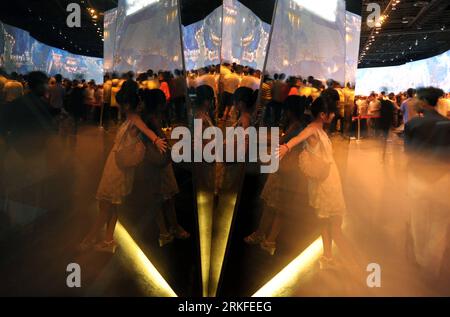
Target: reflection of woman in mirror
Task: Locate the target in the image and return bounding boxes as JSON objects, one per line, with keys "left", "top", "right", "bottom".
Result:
{"left": 218, "top": 87, "right": 258, "bottom": 193}
{"left": 245, "top": 96, "right": 307, "bottom": 255}
{"left": 193, "top": 85, "right": 217, "bottom": 196}
{"left": 278, "top": 96, "right": 357, "bottom": 269}
{"left": 142, "top": 89, "right": 190, "bottom": 247}
{"left": 79, "top": 89, "right": 168, "bottom": 253}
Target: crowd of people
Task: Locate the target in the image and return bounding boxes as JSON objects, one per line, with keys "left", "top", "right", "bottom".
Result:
{"left": 1, "top": 64, "right": 449, "bottom": 281}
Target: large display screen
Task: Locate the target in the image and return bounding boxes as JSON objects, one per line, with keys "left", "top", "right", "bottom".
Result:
{"left": 221, "top": 0, "right": 271, "bottom": 70}
{"left": 113, "top": 0, "right": 183, "bottom": 73}
{"left": 0, "top": 20, "right": 103, "bottom": 83}
{"left": 355, "top": 50, "right": 450, "bottom": 95}
{"left": 182, "top": 6, "right": 222, "bottom": 71}
{"left": 264, "top": 0, "right": 346, "bottom": 84}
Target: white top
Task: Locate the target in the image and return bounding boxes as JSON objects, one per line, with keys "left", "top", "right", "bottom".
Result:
{"left": 223, "top": 73, "right": 241, "bottom": 94}
{"left": 240, "top": 75, "right": 260, "bottom": 91}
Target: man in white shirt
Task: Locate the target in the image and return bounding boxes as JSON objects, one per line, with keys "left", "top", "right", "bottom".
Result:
{"left": 240, "top": 69, "right": 260, "bottom": 91}
{"left": 196, "top": 68, "right": 218, "bottom": 95}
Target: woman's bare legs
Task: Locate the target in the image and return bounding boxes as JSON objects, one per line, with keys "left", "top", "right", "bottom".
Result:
{"left": 257, "top": 206, "right": 275, "bottom": 237}
{"left": 321, "top": 219, "right": 333, "bottom": 259}
{"left": 266, "top": 212, "right": 282, "bottom": 244}
{"left": 156, "top": 207, "right": 170, "bottom": 235}
{"left": 330, "top": 216, "right": 360, "bottom": 266}
{"left": 165, "top": 199, "right": 178, "bottom": 229}
{"left": 165, "top": 198, "right": 190, "bottom": 238}
{"left": 245, "top": 206, "right": 274, "bottom": 244}
{"left": 83, "top": 200, "right": 111, "bottom": 242}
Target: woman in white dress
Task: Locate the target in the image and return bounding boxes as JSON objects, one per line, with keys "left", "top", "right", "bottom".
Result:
{"left": 278, "top": 96, "right": 354, "bottom": 268}
{"left": 79, "top": 98, "right": 168, "bottom": 253}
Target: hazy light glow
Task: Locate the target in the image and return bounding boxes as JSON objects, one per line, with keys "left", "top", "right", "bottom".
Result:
{"left": 252, "top": 237, "right": 323, "bottom": 297}
{"left": 114, "top": 222, "right": 177, "bottom": 297}
{"left": 209, "top": 191, "right": 239, "bottom": 297}
{"left": 293, "top": 0, "right": 338, "bottom": 22}
{"left": 196, "top": 191, "right": 214, "bottom": 297}
{"left": 126, "top": 0, "right": 159, "bottom": 16}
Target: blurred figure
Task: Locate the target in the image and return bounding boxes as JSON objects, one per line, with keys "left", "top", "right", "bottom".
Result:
{"left": 158, "top": 72, "right": 172, "bottom": 128}
{"left": 47, "top": 74, "right": 65, "bottom": 116}
{"left": 79, "top": 88, "right": 167, "bottom": 253}
{"left": 221, "top": 66, "right": 240, "bottom": 121}
{"left": 404, "top": 87, "right": 450, "bottom": 282}
{"left": 3, "top": 72, "right": 24, "bottom": 103}
{"left": 1, "top": 71, "right": 54, "bottom": 212}
{"left": 142, "top": 89, "right": 190, "bottom": 247}
{"left": 172, "top": 69, "right": 187, "bottom": 122}
{"left": 343, "top": 83, "right": 355, "bottom": 136}
{"left": 245, "top": 96, "right": 307, "bottom": 255}
{"left": 400, "top": 88, "right": 417, "bottom": 125}
{"left": 367, "top": 92, "right": 381, "bottom": 137}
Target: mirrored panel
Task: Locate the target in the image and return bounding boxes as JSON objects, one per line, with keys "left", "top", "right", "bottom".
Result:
{"left": 49, "top": 0, "right": 200, "bottom": 297}
{"left": 180, "top": 0, "right": 223, "bottom": 297}
{"left": 211, "top": 0, "right": 277, "bottom": 297}
{"left": 217, "top": 0, "right": 348, "bottom": 296}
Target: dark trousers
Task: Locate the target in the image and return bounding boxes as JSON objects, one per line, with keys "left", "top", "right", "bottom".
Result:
{"left": 173, "top": 96, "right": 186, "bottom": 122}
{"left": 269, "top": 101, "right": 283, "bottom": 127}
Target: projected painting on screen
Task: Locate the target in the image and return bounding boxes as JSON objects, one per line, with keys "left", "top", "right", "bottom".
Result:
{"left": 182, "top": 6, "right": 222, "bottom": 71}
{"left": 114, "top": 0, "right": 183, "bottom": 73}
{"left": 345, "top": 11, "right": 361, "bottom": 86}
{"left": 221, "top": 0, "right": 271, "bottom": 70}
{"left": 355, "top": 50, "right": 450, "bottom": 95}
{"left": 0, "top": 20, "right": 103, "bottom": 83}
{"left": 265, "top": 0, "right": 346, "bottom": 83}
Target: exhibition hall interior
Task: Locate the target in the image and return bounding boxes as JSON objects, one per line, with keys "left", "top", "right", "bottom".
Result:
{"left": 0, "top": 0, "right": 449, "bottom": 297}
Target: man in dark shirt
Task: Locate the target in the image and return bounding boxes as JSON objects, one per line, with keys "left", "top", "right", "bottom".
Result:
{"left": 0, "top": 71, "right": 55, "bottom": 209}
{"left": 405, "top": 87, "right": 449, "bottom": 160}
{"left": 1, "top": 71, "right": 54, "bottom": 156}
{"left": 404, "top": 87, "right": 449, "bottom": 280}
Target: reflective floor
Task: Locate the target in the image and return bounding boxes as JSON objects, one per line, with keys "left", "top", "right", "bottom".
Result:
{"left": 0, "top": 126, "right": 448, "bottom": 296}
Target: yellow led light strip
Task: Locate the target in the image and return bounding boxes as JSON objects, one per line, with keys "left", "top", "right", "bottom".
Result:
{"left": 208, "top": 191, "right": 239, "bottom": 297}
{"left": 114, "top": 222, "right": 177, "bottom": 297}
{"left": 252, "top": 237, "right": 323, "bottom": 297}
{"left": 196, "top": 190, "right": 214, "bottom": 297}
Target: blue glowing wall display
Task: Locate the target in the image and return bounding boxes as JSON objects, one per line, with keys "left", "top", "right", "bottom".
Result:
{"left": 182, "top": 6, "right": 222, "bottom": 71}
{"left": 264, "top": 0, "right": 346, "bottom": 83}
{"left": 0, "top": 20, "right": 103, "bottom": 83}
{"left": 113, "top": 0, "right": 183, "bottom": 73}
{"left": 221, "top": 0, "right": 271, "bottom": 70}
{"left": 355, "top": 50, "right": 450, "bottom": 95}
